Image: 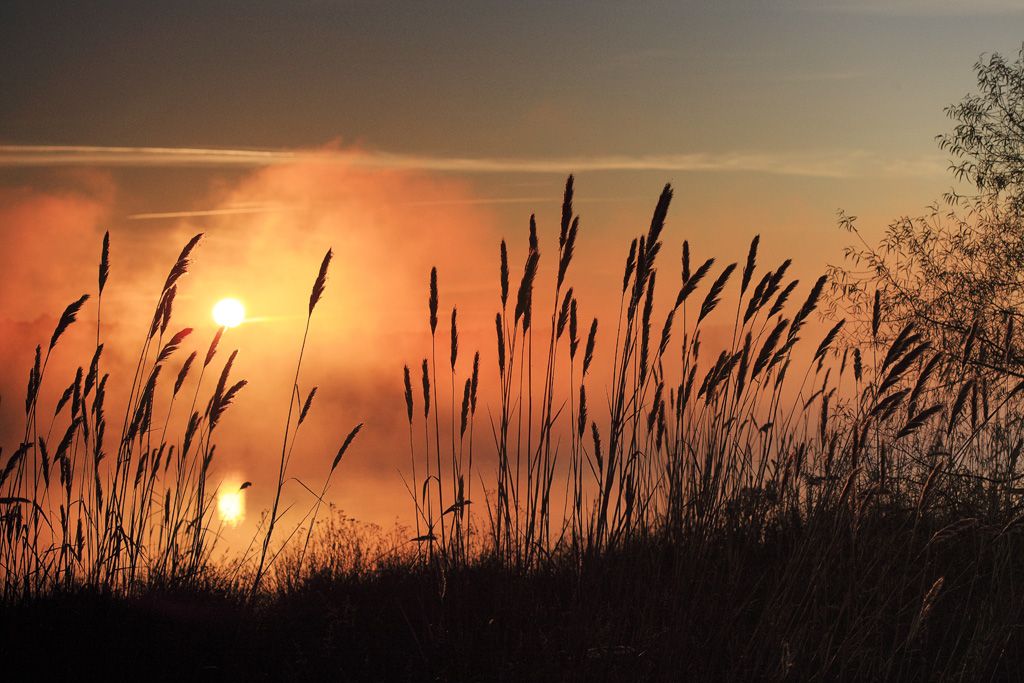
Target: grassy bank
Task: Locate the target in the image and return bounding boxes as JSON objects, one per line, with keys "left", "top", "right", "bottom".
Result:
{"left": 4, "top": 507, "right": 1023, "bottom": 680}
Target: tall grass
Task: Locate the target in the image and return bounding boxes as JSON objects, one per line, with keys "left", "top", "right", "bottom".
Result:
{"left": 6, "top": 177, "right": 1024, "bottom": 677}
{"left": 397, "top": 177, "right": 1024, "bottom": 634}
{"left": 0, "top": 236, "right": 359, "bottom": 598}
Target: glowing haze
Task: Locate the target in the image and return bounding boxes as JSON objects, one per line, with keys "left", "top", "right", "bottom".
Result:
{"left": 1, "top": 2, "right": 1021, "bottom": 541}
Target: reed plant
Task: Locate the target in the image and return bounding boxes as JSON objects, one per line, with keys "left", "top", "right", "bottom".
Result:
{"left": 0, "top": 235, "right": 359, "bottom": 599}
{"left": 7, "top": 175, "right": 1024, "bottom": 678}
{"left": 393, "top": 175, "right": 1024, "bottom": 588}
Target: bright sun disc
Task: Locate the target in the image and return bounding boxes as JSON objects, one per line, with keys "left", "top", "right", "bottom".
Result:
{"left": 217, "top": 490, "right": 244, "bottom": 525}
{"left": 212, "top": 297, "right": 246, "bottom": 328}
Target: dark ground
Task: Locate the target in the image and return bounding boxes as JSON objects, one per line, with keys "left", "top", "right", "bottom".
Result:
{"left": 5, "top": 514, "right": 1024, "bottom": 682}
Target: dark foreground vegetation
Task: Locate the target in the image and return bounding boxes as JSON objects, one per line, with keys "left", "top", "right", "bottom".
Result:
{"left": 3, "top": 48, "right": 1024, "bottom": 681}
{"left": 5, "top": 509, "right": 1024, "bottom": 681}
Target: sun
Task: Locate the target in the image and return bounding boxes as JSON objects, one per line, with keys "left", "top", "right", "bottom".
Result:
{"left": 217, "top": 489, "right": 245, "bottom": 525}
{"left": 212, "top": 297, "right": 246, "bottom": 328}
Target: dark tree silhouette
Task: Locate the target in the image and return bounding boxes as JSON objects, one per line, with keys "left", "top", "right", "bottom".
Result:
{"left": 833, "top": 45, "right": 1024, "bottom": 374}
{"left": 941, "top": 47, "right": 1024, "bottom": 211}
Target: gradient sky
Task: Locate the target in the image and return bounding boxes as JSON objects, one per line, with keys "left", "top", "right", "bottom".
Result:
{"left": 3, "top": 2, "right": 1022, "bottom": 253}
{"left": 2, "top": 1, "right": 1022, "bottom": 153}
{"left": 1, "top": 1, "right": 1022, "bottom": 538}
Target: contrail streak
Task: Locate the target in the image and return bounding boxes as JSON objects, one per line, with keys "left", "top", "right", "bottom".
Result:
{"left": 0, "top": 144, "right": 946, "bottom": 178}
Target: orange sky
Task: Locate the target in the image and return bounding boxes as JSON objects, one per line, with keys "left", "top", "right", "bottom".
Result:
{"left": 2, "top": 2, "right": 1022, "bottom": 546}
{"left": 0, "top": 156, "right": 963, "bottom": 545}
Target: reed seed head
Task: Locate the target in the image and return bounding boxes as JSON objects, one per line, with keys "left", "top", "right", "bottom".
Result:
{"left": 309, "top": 248, "right": 333, "bottom": 315}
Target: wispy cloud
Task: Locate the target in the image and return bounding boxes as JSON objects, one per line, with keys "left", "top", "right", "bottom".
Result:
{"left": 773, "top": 71, "right": 862, "bottom": 83}
{"left": 796, "top": 0, "right": 1024, "bottom": 15}
{"left": 0, "top": 145, "right": 297, "bottom": 167}
{"left": 0, "top": 145, "right": 946, "bottom": 179}
{"left": 128, "top": 196, "right": 641, "bottom": 220}
{"left": 127, "top": 205, "right": 296, "bottom": 220}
